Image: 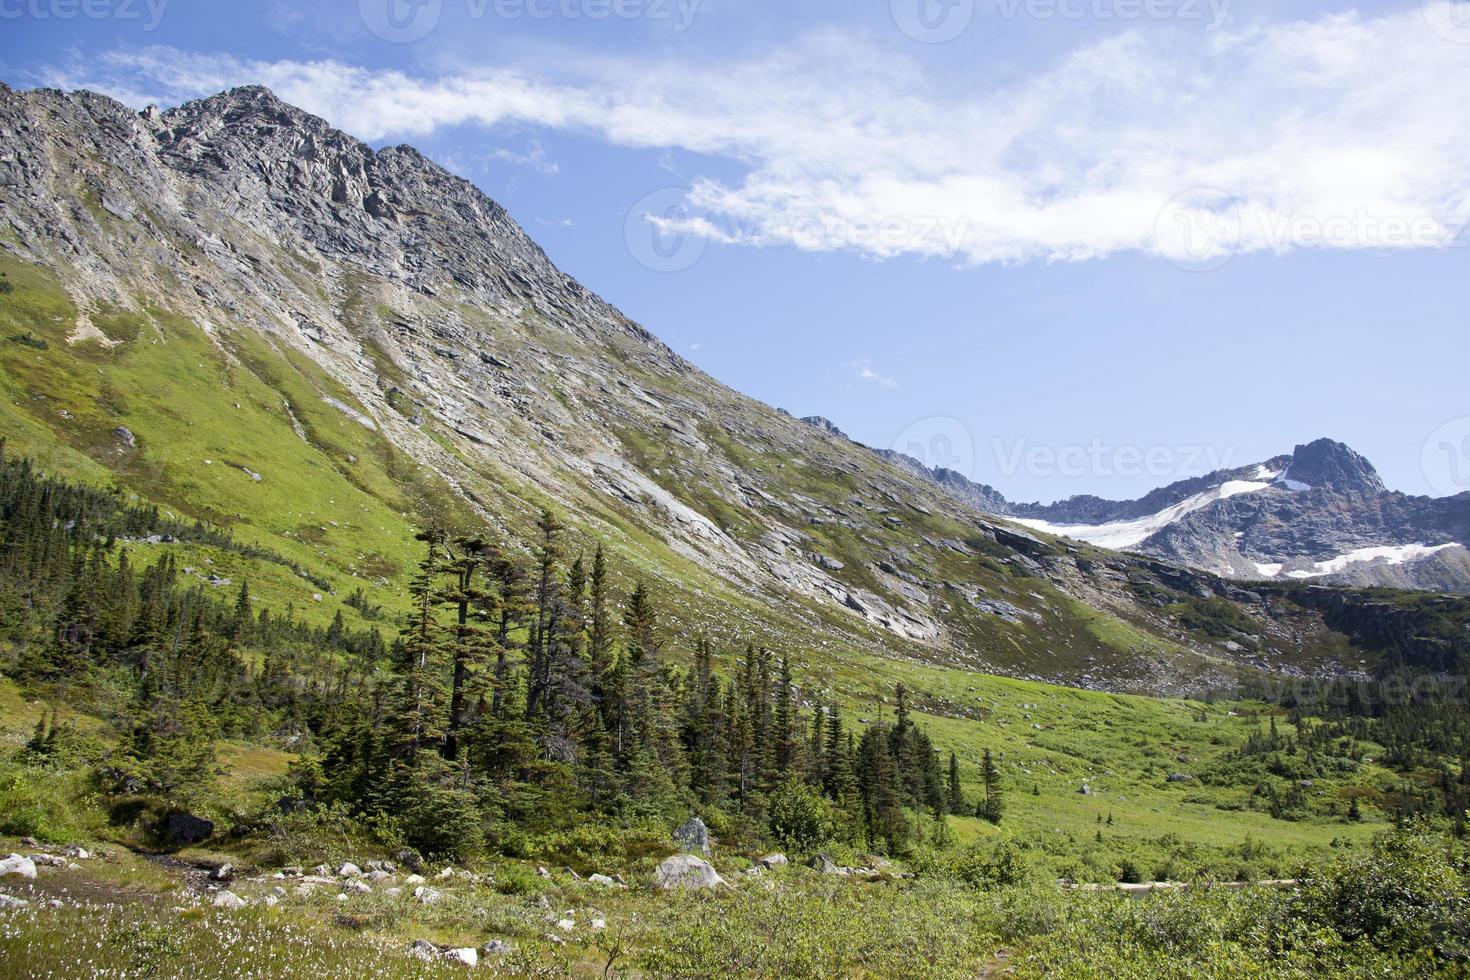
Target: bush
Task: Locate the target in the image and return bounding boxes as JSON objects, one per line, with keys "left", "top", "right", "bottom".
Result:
{"left": 955, "top": 838, "right": 1033, "bottom": 890}
{"left": 766, "top": 778, "right": 842, "bottom": 853}
{"left": 0, "top": 760, "right": 83, "bottom": 842}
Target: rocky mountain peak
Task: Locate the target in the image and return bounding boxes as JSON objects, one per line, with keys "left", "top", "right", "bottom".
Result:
{"left": 1283, "top": 438, "right": 1386, "bottom": 495}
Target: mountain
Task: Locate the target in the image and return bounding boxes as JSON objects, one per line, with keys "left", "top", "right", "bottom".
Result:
{"left": 1, "top": 83, "right": 1466, "bottom": 697}
{"left": 897, "top": 438, "right": 1470, "bottom": 593}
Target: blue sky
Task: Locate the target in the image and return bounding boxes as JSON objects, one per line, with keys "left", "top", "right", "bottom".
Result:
{"left": 2, "top": 0, "right": 1468, "bottom": 502}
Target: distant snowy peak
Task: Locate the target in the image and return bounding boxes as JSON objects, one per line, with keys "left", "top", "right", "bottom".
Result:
{"left": 885, "top": 435, "right": 1470, "bottom": 594}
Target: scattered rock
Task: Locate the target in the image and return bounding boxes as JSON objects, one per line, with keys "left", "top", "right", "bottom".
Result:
{"left": 482, "top": 940, "right": 513, "bottom": 956}
{"left": 413, "top": 886, "right": 443, "bottom": 904}
{"left": 212, "top": 891, "right": 247, "bottom": 910}
{"left": 165, "top": 812, "right": 214, "bottom": 845}
{"left": 337, "top": 862, "right": 362, "bottom": 878}
{"left": 443, "top": 947, "right": 478, "bottom": 967}
{"left": 654, "top": 854, "right": 727, "bottom": 891}
{"left": 809, "top": 853, "right": 843, "bottom": 876}
{"left": 403, "top": 873, "right": 426, "bottom": 886}
{"left": 342, "top": 880, "right": 371, "bottom": 895}
{"left": 0, "top": 895, "right": 29, "bottom": 909}
{"left": 757, "top": 853, "right": 788, "bottom": 869}
{"left": 31, "top": 854, "right": 68, "bottom": 868}
{"left": 674, "top": 816, "right": 711, "bottom": 856}
{"left": 0, "top": 856, "right": 37, "bottom": 880}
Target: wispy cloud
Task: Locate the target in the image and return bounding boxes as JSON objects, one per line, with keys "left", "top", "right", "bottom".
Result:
{"left": 848, "top": 359, "right": 899, "bottom": 389}
{"left": 492, "top": 141, "right": 560, "bottom": 176}
{"left": 38, "top": 6, "right": 1470, "bottom": 266}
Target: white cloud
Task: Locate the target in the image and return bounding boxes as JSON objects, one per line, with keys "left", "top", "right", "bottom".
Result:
{"left": 492, "top": 141, "right": 560, "bottom": 176}
{"left": 849, "top": 359, "right": 899, "bottom": 389}
{"left": 38, "top": 6, "right": 1470, "bottom": 266}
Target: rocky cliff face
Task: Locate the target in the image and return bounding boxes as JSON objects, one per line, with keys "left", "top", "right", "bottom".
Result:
{"left": 0, "top": 83, "right": 1462, "bottom": 694}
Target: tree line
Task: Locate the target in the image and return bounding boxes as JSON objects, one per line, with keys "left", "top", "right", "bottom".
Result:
{"left": 0, "top": 449, "right": 1001, "bottom": 858}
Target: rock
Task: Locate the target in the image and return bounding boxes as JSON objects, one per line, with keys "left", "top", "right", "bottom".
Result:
{"left": 280, "top": 866, "right": 302, "bottom": 877}
{"left": 408, "top": 939, "right": 438, "bottom": 961}
{"left": 392, "top": 848, "right": 423, "bottom": 872}
{"left": 292, "top": 885, "right": 315, "bottom": 898}
{"left": 413, "top": 886, "right": 443, "bottom": 904}
{"left": 437, "top": 866, "right": 456, "bottom": 880}
{"left": 312, "top": 865, "right": 333, "bottom": 876}
{"left": 0, "top": 855, "right": 37, "bottom": 880}
{"left": 1079, "top": 783, "right": 1093, "bottom": 796}
{"left": 535, "top": 866, "right": 550, "bottom": 878}
{"left": 366, "top": 869, "right": 393, "bottom": 882}
{"left": 1167, "top": 773, "right": 1193, "bottom": 783}
{"left": 587, "top": 873, "right": 618, "bottom": 886}
{"left": 0, "top": 894, "right": 29, "bottom": 909}
{"left": 556, "top": 918, "right": 576, "bottom": 931}
{"left": 482, "top": 940, "right": 513, "bottom": 956}
{"left": 809, "top": 853, "right": 844, "bottom": 875}
{"left": 31, "top": 854, "right": 68, "bottom": 868}
{"left": 165, "top": 812, "right": 214, "bottom": 845}
{"left": 757, "top": 853, "right": 788, "bottom": 869}
{"left": 342, "top": 880, "right": 371, "bottom": 895}
{"left": 210, "top": 863, "right": 233, "bottom": 881}
{"left": 653, "top": 854, "right": 726, "bottom": 891}
{"left": 20, "top": 838, "right": 39, "bottom": 849}
{"left": 674, "top": 816, "right": 711, "bottom": 856}
{"left": 403, "top": 873, "right": 426, "bottom": 886}
{"left": 114, "top": 425, "right": 136, "bottom": 448}
{"left": 261, "top": 895, "right": 280, "bottom": 908}
{"left": 337, "top": 862, "right": 362, "bottom": 878}
{"left": 62, "top": 844, "right": 91, "bottom": 860}
{"left": 591, "top": 918, "right": 607, "bottom": 931}
{"left": 212, "top": 890, "right": 247, "bottom": 910}
{"left": 443, "top": 948, "right": 478, "bottom": 967}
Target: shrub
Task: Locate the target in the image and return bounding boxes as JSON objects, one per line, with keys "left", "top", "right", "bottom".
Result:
{"left": 0, "top": 760, "right": 82, "bottom": 841}
{"left": 955, "top": 838, "right": 1033, "bottom": 890}
{"left": 766, "top": 778, "right": 842, "bottom": 852}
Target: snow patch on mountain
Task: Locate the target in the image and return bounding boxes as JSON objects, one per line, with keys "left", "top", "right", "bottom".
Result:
{"left": 1013, "top": 480, "right": 1273, "bottom": 550}
{"left": 1253, "top": 543, "right": 1461, "bottom": 580}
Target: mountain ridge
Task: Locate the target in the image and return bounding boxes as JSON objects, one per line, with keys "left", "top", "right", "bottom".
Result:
{"left": 2, "top": 82, "right": 1466, "bottom": 697}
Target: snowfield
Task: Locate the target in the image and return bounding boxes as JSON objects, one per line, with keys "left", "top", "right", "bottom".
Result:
{"left": 1253, "top": 542, "right": 1462, "bottom": 580}
{"left": 1014, "top": 480, "right": 1273, "bottom": 550}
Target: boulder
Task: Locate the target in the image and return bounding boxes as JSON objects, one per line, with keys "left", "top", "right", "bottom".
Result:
{"left": 337, "top": 862, "right": 362, "bottom": 878}
{"left": 403, "top": 873, "right": 426, "bottom": 886}
{"left": 437, "top": 866, "right": 456, "bottom": 880}
{"left": 209, "top": 863, "right": 233, "bottom": 881}
{"left": 212, "top": 890, "right": 247, "bottom": 910}
{"left": 366, "top": 870, "right": 393, "bottom": 882}
{"left": 674, "top": 816, "right": 711, "bottom": 856}
{"left": 408, "top": 939, "right": 438, "bottom": 961}
{"left": 342, "top": 880, "right": 371, "bottom": 895}
{"left": 413, "top": 885, "right": 443, "bottom": 904}
{"left": 0, "top": 855, "right": 37, "bottom": 880}
{"left": 809, "top": 853, "right": 843, "bottom": 875}
{"left": 654, "top": 854, "right": 726, "bottom": 891}
{"left": 757, "top": 853, "right": 788, "bottom": 869}
{"left": 443, "top": 947, "right": 478, "bottom": 967}
{"left": 165, "top": 812, "right": 214, "bottom": 845}
{"left": 31, "top": 854, "right": 68, "bottom": 868}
